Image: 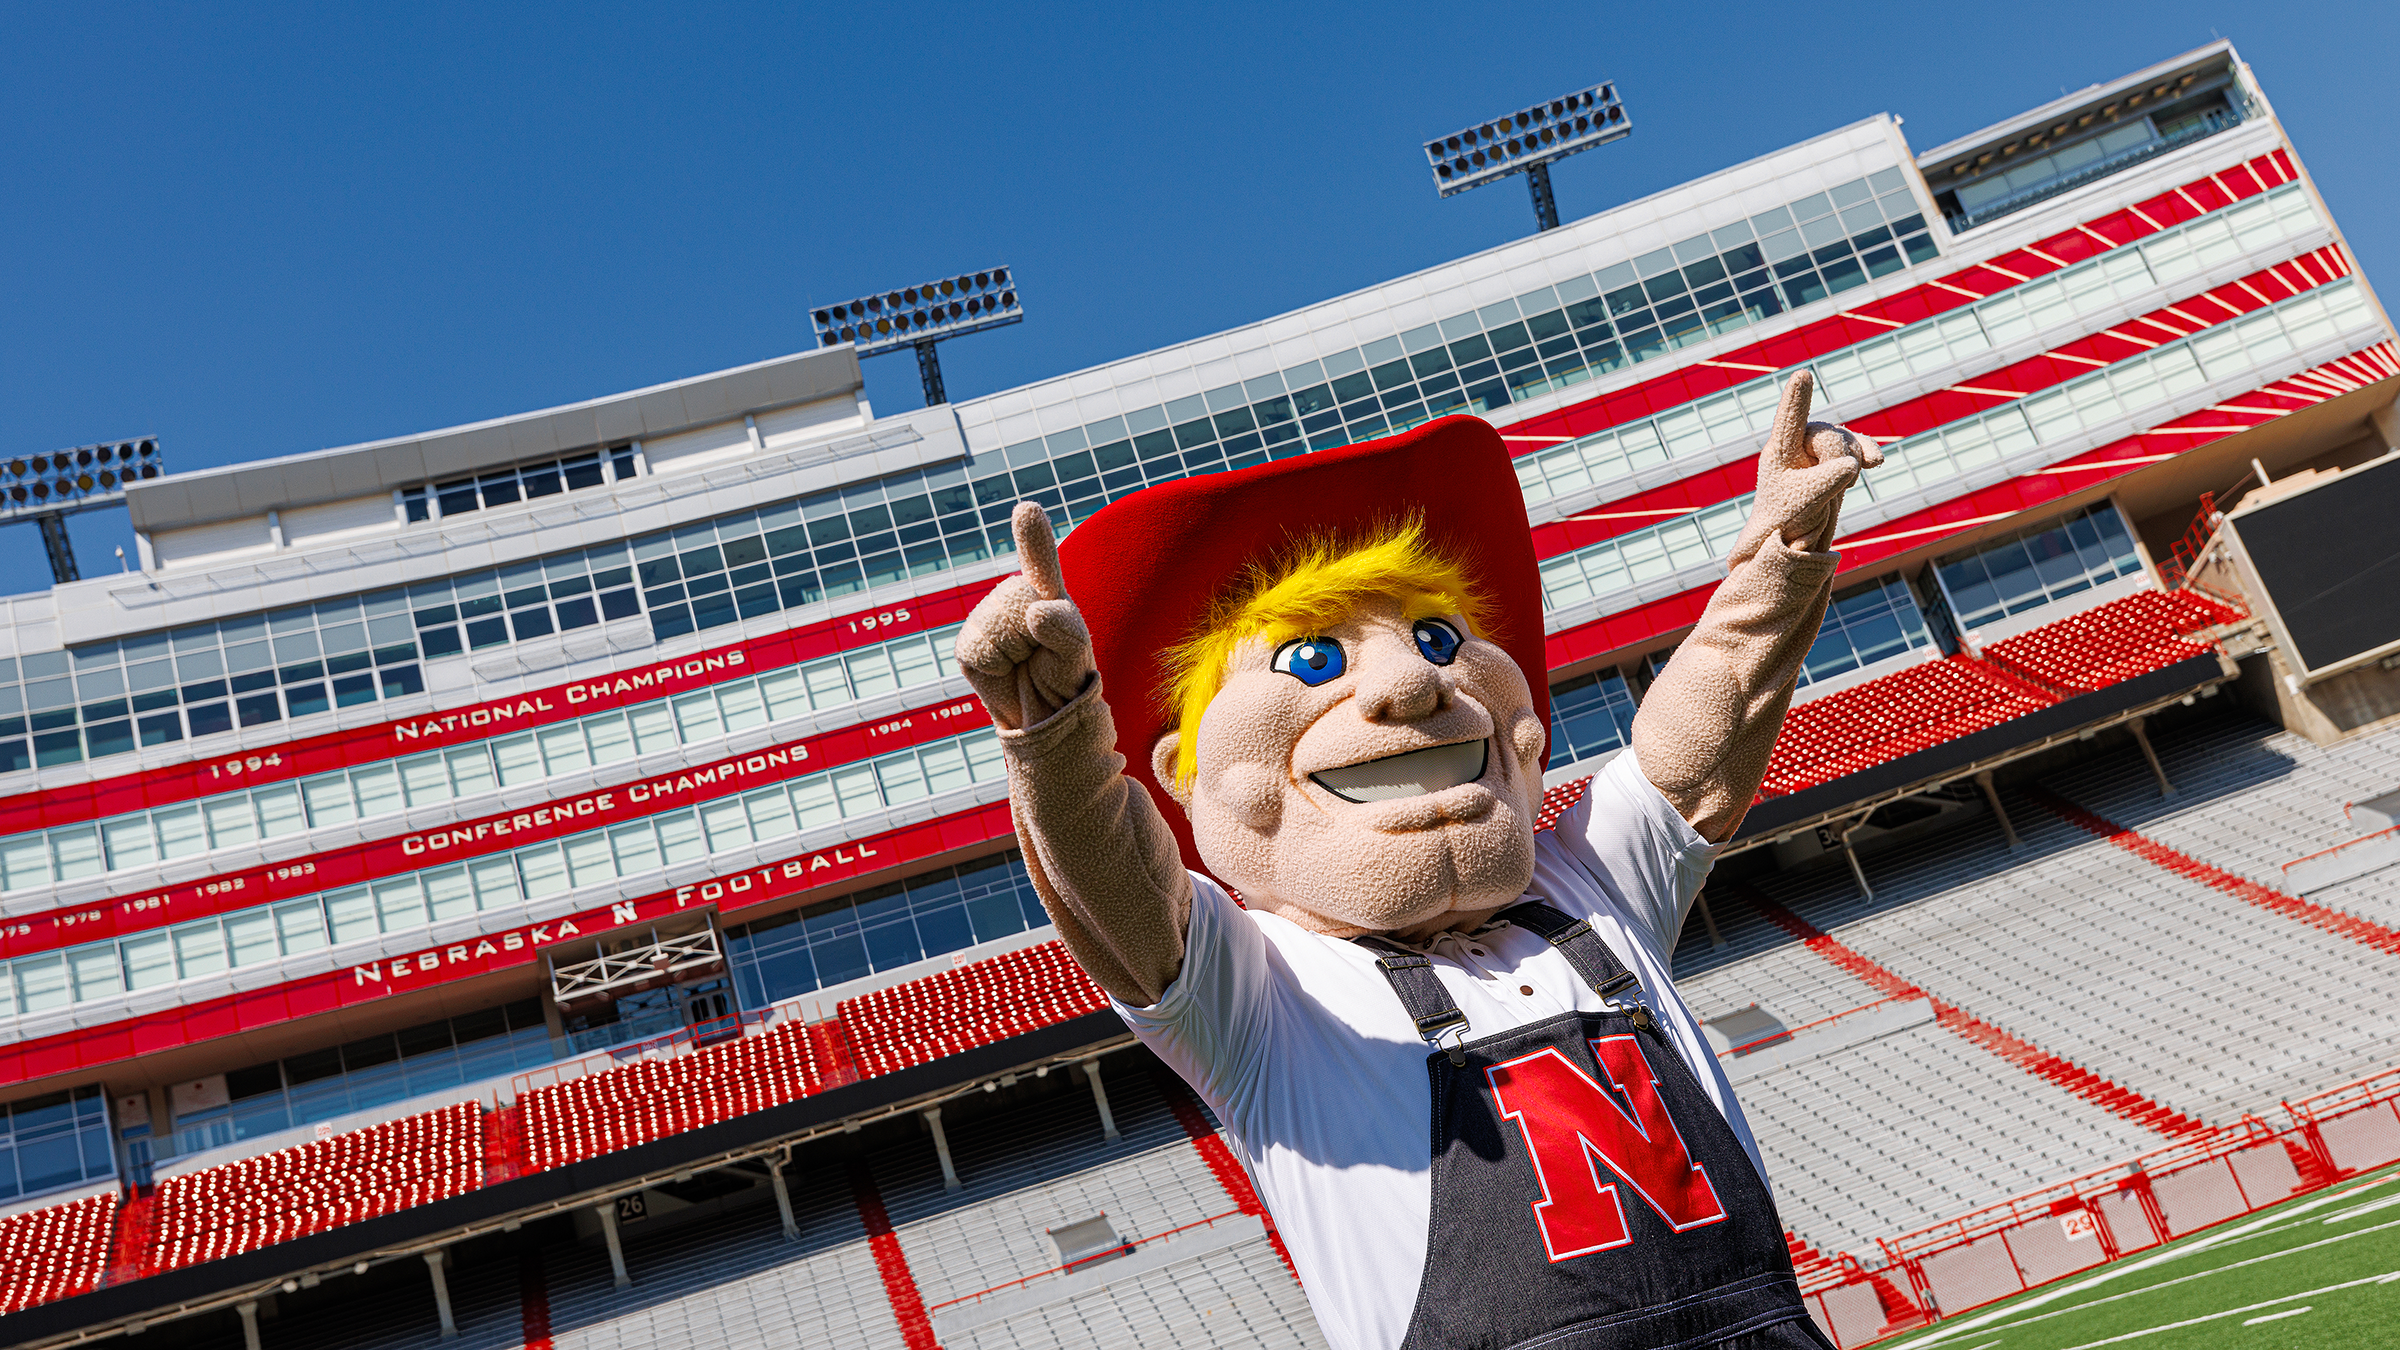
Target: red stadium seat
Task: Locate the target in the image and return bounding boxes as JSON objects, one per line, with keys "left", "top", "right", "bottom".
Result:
{"left": 0, "top": 1190, "right": 118, "bottom": 1314}
{"left": 145, "top": 1101, "right": 484, "bottom": 1275}
{"left": 1984, "top": 591, "right": 2225, "bottom": 695}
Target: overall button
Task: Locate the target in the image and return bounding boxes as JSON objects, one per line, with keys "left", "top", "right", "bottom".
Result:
{"left": 1518, "top": 985, "right": 1535, "bottom": 996}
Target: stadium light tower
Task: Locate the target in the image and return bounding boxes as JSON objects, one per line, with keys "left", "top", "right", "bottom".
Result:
{"left": 1, "top": 437, "right": 164, "bottom": 584}
{"left": 1423, "top": 81, "right": 1632, "bottom": 233}
{"left": 812, "top": 268, "right": 1023, "bottom": 407}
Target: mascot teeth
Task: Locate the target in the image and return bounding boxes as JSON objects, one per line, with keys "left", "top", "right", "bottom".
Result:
{"left": 1310, "top": 740, "right": 1489, "bottom": 803}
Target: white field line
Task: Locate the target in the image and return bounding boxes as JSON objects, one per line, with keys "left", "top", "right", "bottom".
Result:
{"left": 1953, "top": 1214, "right": 2400, "bottom": 1340}
{"left": 2240, "top": 1305, "right": 2311, "bottom": 1325}
{"left": 1885, "top": 1168, "right": 2400, "bottom": 1348}
{"left": 2321, "top": 1191, "right": 2400, "bottom": 1225}
{"left": 2060, "top": 1273, "right": 2396, "bottom": 1348}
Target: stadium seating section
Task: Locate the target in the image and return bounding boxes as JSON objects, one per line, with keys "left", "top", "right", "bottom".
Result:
{"left": 521, "top": 1021, "right": 833, "bottom": 1172}
{"left": 1982, "top": 590, "right": 2240, "bottom": 694}
{"left": 841, "top": 942, "right": 1111, "bottom": 1076}
{"left": 1762, "top": 658, "right": 2052, "bottom": 796}
{"left": 145, "top": 1102, "right": 485, "bottom": 1275}
{"left": 1756, "top": 589, "right": 2233, "bottom": 797}
{"left": 18, "top": 583, "right": 2385, "bottom": 1343}
{"left": 0, "top": 1189, "right": 117, "bottom": 1314}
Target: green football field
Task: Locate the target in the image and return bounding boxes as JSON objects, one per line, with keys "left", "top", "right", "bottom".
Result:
{"left": 1877, "top": 1165, "right": 2400, "bottom": 1350}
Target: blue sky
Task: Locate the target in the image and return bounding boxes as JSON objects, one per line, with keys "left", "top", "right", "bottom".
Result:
{"left": 3, "top": 2, "right": 2391, "bottom": 585}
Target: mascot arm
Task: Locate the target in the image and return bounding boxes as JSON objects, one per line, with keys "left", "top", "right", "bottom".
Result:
{"left": 1633, "top": 371, "right": 1883, "bottom": 842}
{"left": 956, "top": 504, "right": 1195, "bottom": 1007}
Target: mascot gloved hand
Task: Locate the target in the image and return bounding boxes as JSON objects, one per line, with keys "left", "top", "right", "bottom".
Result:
{"left": 959, "top": 372, "right": 1876, "bottom": 1350}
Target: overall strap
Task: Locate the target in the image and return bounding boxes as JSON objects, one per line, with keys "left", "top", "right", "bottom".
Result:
{"left": 1355, "top": 936, "right": 1472, "bottom": 1066}
{"left": 1497, "top": 902, "right": 1660, "bottom": 1034}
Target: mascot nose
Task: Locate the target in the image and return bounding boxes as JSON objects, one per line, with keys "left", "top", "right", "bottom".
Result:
{"left": 1356, "top": 648, "right": 1450, "bottom": 723}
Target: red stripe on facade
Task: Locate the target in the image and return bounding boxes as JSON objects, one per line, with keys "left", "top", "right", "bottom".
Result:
{"left": 0, "top": 800, "right": 1017, "bottom": 1090}
{"left": 2025, "top": 789, "right": 2400, "bottom": 958}
{"left": 1540, "top": 344, "right": 2396, "bottom": 672}
{"left": 0, "top": 578, "right": 1008, "bottom": 838}
{"left": 850, "top": 1161, "right": 940, "bottom": 1350}
{"left": 1497, "top": 149, "right": 2297, "bottom": 455}
{"left": 1527, "top": 245, "right": 2352, "bottom": 562}
{"left": 0, "top": 691, "right": 992, "bottom": 961}
{"left": 1151, "top": 1060, "right": 1297, "bottom": 1277}
{"left": 1723, "top": 882, "right": 2209, "bottom": 1137}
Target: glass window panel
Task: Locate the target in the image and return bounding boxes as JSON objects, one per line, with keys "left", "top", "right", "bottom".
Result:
{"left": 226, "top": 909, "right": 278, "bottom": 968}
{"left": 0, "top": 833, "right": 51, "bottom": 891}
{"left": 351, "top": 763, "right": 402, "bottom": 817}
{"left": 101, "top": 815, "right": 158, "bottom": 871}
{"left": 153, "top": 803, "right": 206, "bottom": 860}
{"left": 396, "top": 749, "right": 451, "bottom": 802}
{"left": 920, "top": 740, "right": 971, "bottom": 794}
{"left": 15, "top": 953, "right": 69, "bottom": 1011}
{"left": 608, "top": 820, "right": 661, "bottom": 876}
{"left": 69, "top": 943, "right": 124, "bottom": 1000}
{"left": 253, "top": 783, "right": 305, "bottom": 838}
{"left": 122, "top": 931, "right": 173, "bottom": 989}
{"left": 492, "top": 734, "right": 543, "bottom": 787}
{"left": 656, "top": 810, "right": 707, "bottom": 865}
{"left": 173, "top": 921, "right": 228, "bottom": 978}
{"left": 515, "top": 845, "right": 568, "bottom": 898}
{"left": 585, "top": 712, "right": 635, "bottom": 765}
{"left": 891, "top": 634, "right": 945, "bottom": 687}
{"left": 469, "top": 855, "right": 521, "bottom": 907}
{"left": 671, "top": 689, "right": 723, "bottom": 742}
{"left": 831, "top": 764, "right": 882, "bottom": 816}
{"left": 302, "top": 773, "right": 359, "bottom": 827}
{"left": 802, "top": 657, "right": 850, "bottom": 705}
{"left": 628, "top": 702, "right": 678, "bottom": 752}
{"left": 962, "top": 729, "right": 1003, "bottom": 780}
{"left": 844, "top": 648, "right": 899, "bottom": 698}
{"left": 446, "top": 746, "right": 498, "bottom": 797}
{"left": 562, "top": 832, "right": 615, "bottom": 888}
{"left": 423, "top": 865, "right": 476, "bottom": 921}
{"left": 791, "top": 775, "right": 841, "bottom": 829}
{"left": 699, "top": 798, "right": 753, "bottom": 851}
{"left": 536, "top": 722, "right": 590, "bottom": 776}
{"left": 50, "top": 826, "right": 103, "bottom": 881}
{"left": 744, "top": 786, "right": 796, "bottom": 841}
{"left": 758, "top": 668, "right": 811, "bottom": 720}
{"left": 276, "top": 900, "right": 327, "bottom": 954}
{"left": 202, "top": 796, "right": 259, "bottom": 849}
{"left": 717, "top": 681, "right": 768, "bottom": 732}
{"left": 325, "top": 887, "right": 378, "bottom": 944}
{"left": 374, "top": 877, "right": 426, "bottom": 931}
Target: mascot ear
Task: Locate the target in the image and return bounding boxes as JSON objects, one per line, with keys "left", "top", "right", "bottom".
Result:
{"left": 1150, "top": 731, "right": 1193, "bottom": 813}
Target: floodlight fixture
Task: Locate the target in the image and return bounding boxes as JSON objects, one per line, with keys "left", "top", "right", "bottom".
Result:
{"left": 0, "top": 437, "right": 165, "bottom": 583}
{"left": 812, "top": 268, "right": 1023, "bottom": 407}
{"left": 1423, "top": 81, "right": 1631, "bottom": 231}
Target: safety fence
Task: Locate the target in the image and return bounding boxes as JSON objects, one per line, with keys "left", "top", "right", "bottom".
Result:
{"left": 1793, "top": 1061, "right": 2400, "bottom": 1347}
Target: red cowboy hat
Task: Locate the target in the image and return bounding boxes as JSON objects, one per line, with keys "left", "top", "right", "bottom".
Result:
{"left": 1055, "top": 414, "right": 1549, "bottom": 878}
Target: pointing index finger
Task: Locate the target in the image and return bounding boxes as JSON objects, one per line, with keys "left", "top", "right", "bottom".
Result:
{"left": 1768, "top": 370, "right": 1816, "bottom": 470}
{"left": 1011, "top": 500, "right": 1068, "bottom": 602}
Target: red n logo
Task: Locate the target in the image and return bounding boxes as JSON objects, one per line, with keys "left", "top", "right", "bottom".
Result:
{"left": 1487, "top": 1036, "right": 1727, "bottom": 1261}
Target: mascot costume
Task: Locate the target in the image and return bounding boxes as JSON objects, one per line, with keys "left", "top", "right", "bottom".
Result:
{"left": 956, "top": 371, "right": 1880, "bottom": 1350}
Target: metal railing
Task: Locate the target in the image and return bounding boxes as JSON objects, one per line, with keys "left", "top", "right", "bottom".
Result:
{"left": 1795, "top": 1059, "right": 2400, "bottom": 1346}
{"left": 1947, "top": 106, "right": 2246, "bottom": 234}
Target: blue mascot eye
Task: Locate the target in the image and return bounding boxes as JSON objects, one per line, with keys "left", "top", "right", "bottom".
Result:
{"left": 1412, "top": 619, "right": 1463, "bottom": 666}
{"left": 1272, "top": 638, "right": 1347, "bottom": 686}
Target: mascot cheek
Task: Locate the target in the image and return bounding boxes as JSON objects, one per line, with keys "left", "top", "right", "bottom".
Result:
{"left": 1509, "top": 708, "right": 1547, "bottom": 778}
{"left": 1209, "top": 761, "right": 1286, "bottom": 835}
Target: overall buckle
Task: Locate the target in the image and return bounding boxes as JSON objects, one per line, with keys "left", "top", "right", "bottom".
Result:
{"left": 1417, "top": 1009, "right": 1472, "bottom": 1067}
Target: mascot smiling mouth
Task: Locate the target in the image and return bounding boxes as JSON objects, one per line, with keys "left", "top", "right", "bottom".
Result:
{"left": 1309, "top": 740, "right": 1489, "bottom": 803}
